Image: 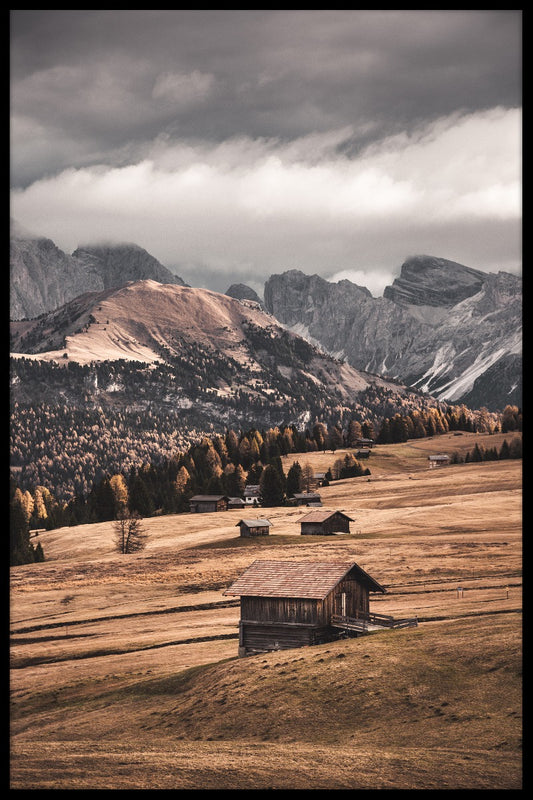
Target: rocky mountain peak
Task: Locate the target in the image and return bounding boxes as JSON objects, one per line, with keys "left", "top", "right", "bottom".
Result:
{"left": 72, "top": 243, "right": 187, "bottom": 290}
{"left": 10, "top": 224, "right": 187, "bottom": 319}
{"left": 383, "top": 255, "right": 487, "bottom": 307}
{"left": 225, "top": 283, "right": 264, "bottom": 307}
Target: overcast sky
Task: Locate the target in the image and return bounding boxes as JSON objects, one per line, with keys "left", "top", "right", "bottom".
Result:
{"left": 10, "top": 9, "right": 522, "bottom": 297}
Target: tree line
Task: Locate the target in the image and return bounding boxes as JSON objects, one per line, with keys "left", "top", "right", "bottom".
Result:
{"left": 10, "top": 403, "right": 522, "bottom": 565}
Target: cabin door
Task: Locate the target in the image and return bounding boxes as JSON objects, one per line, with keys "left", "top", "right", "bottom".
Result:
{"left": 335, "top": 591, "right": 347, "bottom": 617}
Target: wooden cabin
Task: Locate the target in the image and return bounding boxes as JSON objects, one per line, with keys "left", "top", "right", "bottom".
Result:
{"left": 356, "top": 437, "right": 374, "bottom": 448}
{"left": 356, "top": 448, "right": 371, "bottom": 459}
{"left": 244, "top": 485, "right": 260, "bottom": 505}
{"left": 224, "top": 559, "right": 386, "bottom": 656}
{"left": 189, "top": 495, "right": 229, "bottom": 513}
{"left": 428, "top": 454, "right": 450, "bottom": 468}
{"left": 236, "top": 519, "right": 272, "bottom": 537}
{"left": 292, "top": 492, "right": 322, "bottom": 506}
{"left": 299, "top": 510, "right": 354, "bottom": 535}
{"left": 228, "top": 497, "right": 247, "bottom": 510}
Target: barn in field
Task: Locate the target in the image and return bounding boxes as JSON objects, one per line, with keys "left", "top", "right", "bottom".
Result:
{"left": 292, "top": 491, "right": 322, "bottom": 506}
{"left": 244, "top": 485, "right": 260, "bottom": 505}
{"left": 236, "top": 519, "right": 272, "bottom": 537}
{"left": 223, "top": 559, "right": 388, "bottom": 656}
{"left": 299, "top": 510, "right": 354, "bottom": 535}
{"left": 428, "top": 454, "right": 451, "bottom": 468}
{"left": 228, "top": 497, "right": 247, "bottom": 510}
{"left": 189, "top": 495, "right": 229, "bottom": 513}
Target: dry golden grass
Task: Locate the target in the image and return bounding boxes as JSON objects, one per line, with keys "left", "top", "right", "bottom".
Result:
{"left": 10, "top": 433, "right": 522, "bottom": 789}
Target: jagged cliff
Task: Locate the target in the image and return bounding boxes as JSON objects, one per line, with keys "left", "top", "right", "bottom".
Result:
{"left": 264, "top": 257, "right": 521, "bottom": 411}
{"left": 10, "top": 221, "right": 186, "bottom": 320}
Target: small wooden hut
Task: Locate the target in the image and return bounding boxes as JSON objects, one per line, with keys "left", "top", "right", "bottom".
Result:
{"left": 228, "top": 497, "right": 247, "bottom": 510}
{"left": 292, "top": 492, "right": 322, "bottom": 506}
{"left": 428, "top": 454, "right": 450, "bottom": 468}
{"left": 224, "top": 559, "right": 386, "bottom": 656}
{"left": 356, "top": 437, "right": 374, "bottom": 448}
{"left": 189, "top": 495, "right": 229, "bottom": 513}
{"left": 299, "top": 510, "right": 354, "bottom": 535}
{"left": 236, "top": 519, "right": 272, "bottom": 537}
{"left": 244, "top": 485, "right": 260, "bottom": 505}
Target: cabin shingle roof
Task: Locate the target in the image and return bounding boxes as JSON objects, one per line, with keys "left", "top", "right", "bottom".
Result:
{"left": 236, "top": 519, "right": 272, "bottom": 528}
{"left": 298, "top": 510, "right": 354, "bottom": 523}
{"left": 190, "top": 495, "right": 229, "bottom": 501}
{"left": 223, "top": 559, "right": 385, "bottom": 598}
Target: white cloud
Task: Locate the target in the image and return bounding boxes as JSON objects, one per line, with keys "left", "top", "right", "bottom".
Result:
{"left": 328, "top": 269, "right": 393, "bottom": 298}
{"left": 11, "top": 107, "right": 522, "bottom": 291}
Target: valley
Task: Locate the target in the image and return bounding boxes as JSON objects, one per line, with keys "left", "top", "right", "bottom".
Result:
{"left": 10, "top": 433, "right": 522, "bottom": 790}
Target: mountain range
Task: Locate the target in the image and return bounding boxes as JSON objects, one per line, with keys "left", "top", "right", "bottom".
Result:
{"left": 10, "top": 278, "right": 421, "bottom": 435}
{"left": 264, "top": 259, "right": 521, "bottom": 412}
{"left": 10, "top": 223, "right": 521, "bottom": 412}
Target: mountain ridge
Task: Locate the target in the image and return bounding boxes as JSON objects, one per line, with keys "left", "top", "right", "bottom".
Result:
{"left": 10, "top": 221, "right": 187, "bottom": 320}
{"left": 10, "top": 223, "right": 521, "bottom": 411}
{"left": 264, "top": 258, "right": 521, "bottom": 411}
{"left": 11, "top": 279, "right": 418, "bottom": 433}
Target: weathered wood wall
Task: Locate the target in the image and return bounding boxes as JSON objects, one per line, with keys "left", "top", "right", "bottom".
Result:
{"left": 301, "top": 515, "right": 351, "bottom": 535}
{"left": 238, "top": 577, "right": 370, "bottom": 654}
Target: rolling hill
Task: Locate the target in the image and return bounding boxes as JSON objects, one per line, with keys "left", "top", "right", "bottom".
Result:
{"left": 10, "top": 437, "right": 522, "bottom": 789}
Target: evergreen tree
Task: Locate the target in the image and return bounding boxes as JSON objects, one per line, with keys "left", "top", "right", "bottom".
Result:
{"left": 361, "top": 420, "right": 374, "bottom": 440}
{"left": 34, "top": 540, "right": 45, "bottom": 562}
{"left": 377, "top": 418, "right": 392, "bottom": 444}
{"left": 128, "top": 473, "right": 154, "bottom": 517}
{"left": 88, "top": 476, "right": 117, "bottom": 522}
{"left": 499, "top": 439, "right": 511, "bottom": 460}
{"left": 286, "top": 461, "right": 303, "bottom": 497}
{"left": 247, "top": 462, "right": 263, "bottom": 485}
{"left": 391, "top": 414, "right": 409, "bottom": 443}
{"left": 470, "top": 443, "right": 484, "bottom": 462}
{"left": 259, "top": 464, "right": 285, "bottom": 507}
{"left": 329, "top": 424, "right": 344, "bottom": 452}
{"left": 10, "top": 489, "right": 37, "bottom": 565}
{"left": 508, "top": 437, "right": 522, "bottom": 459}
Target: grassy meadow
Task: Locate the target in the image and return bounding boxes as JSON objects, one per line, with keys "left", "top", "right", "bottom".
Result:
{"left": 10, "top": 431, "right": 522, "bottom": 789}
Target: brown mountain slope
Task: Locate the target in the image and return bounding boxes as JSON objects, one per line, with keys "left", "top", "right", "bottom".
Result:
{"left": 10, "top": 279, "right": 402, "bottom": 403}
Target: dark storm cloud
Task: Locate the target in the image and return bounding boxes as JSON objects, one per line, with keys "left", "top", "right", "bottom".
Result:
{"left": 10, "top": 10, "right": 521, "bottom": 186}
{"left": 10, "top": 10, "right": 522, "bottom": 293}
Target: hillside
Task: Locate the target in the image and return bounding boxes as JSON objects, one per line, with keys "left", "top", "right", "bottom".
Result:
{"left": 10, "top": 279, "right": 393, "bottom": 400}
{"left": 10, "top": 435, "right": 522, "bottom": 789}
{"left": 11, "top": 280, "right": 455, "bottom": 502}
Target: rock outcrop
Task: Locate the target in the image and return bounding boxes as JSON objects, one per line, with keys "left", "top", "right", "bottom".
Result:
{"left": 225, "top": 283, "right": 265, "bottom": 308}
{"left": 10, "top": 222, "right": 187, "bottom": 320}
{"left": 383, "top": 255, "right": 486, "bottom": 307}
